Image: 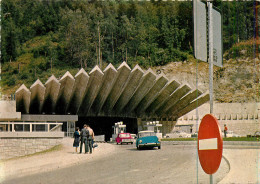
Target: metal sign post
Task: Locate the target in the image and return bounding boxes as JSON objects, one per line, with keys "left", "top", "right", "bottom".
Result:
{"left": 194, "top": 0, "right": 223, "bottom": 183}
{"left": 208, "top": 1, "right": 213, "bottom": 116}
{"left": 208, "top": 1, "right": 214, "bottom": 183}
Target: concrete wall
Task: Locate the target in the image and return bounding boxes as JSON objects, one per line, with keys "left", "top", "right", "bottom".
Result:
{"left": 138, "top": 119, "right": 176, "bottom": 136}
{"left": 176, "top": 102, "right": 260, "bottom": 136}
{"left": 0, "top": 101, "right": 21, "bottom": 121}
{"left": 0, "top": 132, "right": 63, "bottom": 160}
{"left": 0, "top": 101, "right": 16, "bottom": 112}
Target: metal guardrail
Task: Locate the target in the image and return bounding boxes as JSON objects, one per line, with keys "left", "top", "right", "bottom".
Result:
{"left": 0, "top": 122, "right": 63, "bottom": 132}
{"left": 95, "top": 135, "right": 105, "bottom": 142}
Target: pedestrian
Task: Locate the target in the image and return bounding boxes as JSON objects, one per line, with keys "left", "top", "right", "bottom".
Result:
{"left": 73, "top": 127, "right": 80, "bottom": 153}
{"left": 79, "top": 124, "right": 89, "bottom": 154}
{"left": 224, "top": 124, "right": 228, "bottom": 138}
{"left": 86, "top": 125, "right": 94, "bottom": 154}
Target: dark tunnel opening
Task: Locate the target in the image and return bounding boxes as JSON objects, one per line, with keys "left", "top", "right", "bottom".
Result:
{"left": 76, "top": 117, "right": 138, "bottom": 141}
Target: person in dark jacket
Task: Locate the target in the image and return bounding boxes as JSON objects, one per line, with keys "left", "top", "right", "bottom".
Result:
{"left": 79, "top": 124, "right": 89, "bottom": 154}
{"left": 73, "top": 127, "right": 80, "bottom": 153}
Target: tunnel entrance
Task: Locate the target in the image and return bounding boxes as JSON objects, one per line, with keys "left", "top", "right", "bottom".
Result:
{"left": 77, "top": 117, "right": 138, "bottom": 141}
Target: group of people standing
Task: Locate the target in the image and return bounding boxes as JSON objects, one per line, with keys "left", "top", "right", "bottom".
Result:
{"left": 73, "top": 124, "right": 95, "bottom": 154}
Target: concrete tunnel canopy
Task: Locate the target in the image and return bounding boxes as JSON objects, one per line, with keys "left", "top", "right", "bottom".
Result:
{"left": 15, "top": 62, "right": 209, "bottom": 120}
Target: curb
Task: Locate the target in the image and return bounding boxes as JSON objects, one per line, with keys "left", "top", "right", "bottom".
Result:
{"left": 162, "top": 141, "right": 260, "bottom": 146}
{"left": 217, "top": 155, "right": 231, "bottom": 184}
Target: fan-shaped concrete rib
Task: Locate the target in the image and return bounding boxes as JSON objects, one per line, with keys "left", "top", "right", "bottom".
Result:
{"left": 91, "top": 63, "right": 118, "bottom": 115}
{"left": 55, "top": 71, "right": 75, "bottom": 114}
{"left": 67, "top": 68, "right": 89, "bottom": 114}
{"left": 15, "top": 63, "right": 210, "bottom": 120}
{"left": 29, "top": 79, "right": 46, "bottom": 114}
{"left": 135, "top": 74, "right": 168, "bottom": 116}
{"left": 15, "top": 84, "right": 31, "bottom": 114}
{"left": 42, "top": 75, "right": 60, "bottom": 114}
{"left": 155, "top": 84, "right": 192, "bottom": 116}
{"left": 113, "top": 64, "right": 144, "bottom": 114}
{"left": 145, "top": 79, "right": 180, "bottom": 116}
{"left": 175, "top": 93, "right": 210, "bottom": 118}
{"left": 123, "top": 68, "right": 156, "bottom": 114}
{"left": 166, "top": 89, "right": 203, "bottom": 117}
{"left": 79, "top": 65, "right": 104, "bottom": 115}
{"left": 102, "top": 62, "right": 131, "bottom": 114}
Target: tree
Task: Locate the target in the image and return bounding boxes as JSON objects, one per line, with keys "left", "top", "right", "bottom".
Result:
{"left": 60, "top": 8, "right": 93, "bottom": 68}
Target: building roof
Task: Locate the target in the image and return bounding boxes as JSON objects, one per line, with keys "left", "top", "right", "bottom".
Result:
{"left": 15, "top": 62, "right": 209, "bottom": 120}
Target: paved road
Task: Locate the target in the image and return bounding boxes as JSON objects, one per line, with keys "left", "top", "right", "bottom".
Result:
{"left": 3, "top": 143, "right": 229, "bottom": 184}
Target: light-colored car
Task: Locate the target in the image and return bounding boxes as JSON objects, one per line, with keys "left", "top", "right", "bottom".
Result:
{"left": 166, "top": 131, "right": 192, "bottom": 138}
{"left": 130, "top": 134, "right": 137, "bottom": 139}
{"left": 254, "top": 131, "right": 260, "bottom": 137}
{"left": 222, "top": 130, "right": 240, "bottom": 138}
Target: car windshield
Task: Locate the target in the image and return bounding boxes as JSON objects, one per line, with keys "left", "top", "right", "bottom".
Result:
{"left": 119, "top": 134, "right": 131, "bottom": 138}
{"left": 139, "top": 132, "right": 156, "bottom": 137}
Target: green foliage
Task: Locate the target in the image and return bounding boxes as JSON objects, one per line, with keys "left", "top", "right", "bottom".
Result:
{"left": 1, "top": 0, "right": 196, "bottom": 68}
{"left": 19, "top": 72, "right": 29, "bottom": 80}
{"left": 1, "top": 0, "right": 256, "bottom": 93}
{"left": 6, "top": 76, "right": 16, "bottom": 86}
{"left": 225, "top": 40, "right": 255, "bottom": 59}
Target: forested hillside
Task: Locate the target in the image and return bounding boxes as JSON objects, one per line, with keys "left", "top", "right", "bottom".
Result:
{"left": 0, "top": 0, "right": 258, "bottom": 102}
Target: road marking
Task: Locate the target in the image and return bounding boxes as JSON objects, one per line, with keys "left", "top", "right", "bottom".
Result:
{"left": 199, "top": 138, "right": 217, "bottom": 150}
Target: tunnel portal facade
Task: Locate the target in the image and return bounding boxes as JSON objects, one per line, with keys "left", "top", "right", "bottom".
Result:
{"left": 11, "top": 62, "right": 209, "bottom": 138}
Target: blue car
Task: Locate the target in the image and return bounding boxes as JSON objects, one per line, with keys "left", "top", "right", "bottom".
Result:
{"left": 136, "top": 131, "right": 161, "bottom": 150}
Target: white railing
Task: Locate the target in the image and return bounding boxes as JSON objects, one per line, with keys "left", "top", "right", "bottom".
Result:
{"left": 0, "top": 122, "right": 63, "bottom": 132}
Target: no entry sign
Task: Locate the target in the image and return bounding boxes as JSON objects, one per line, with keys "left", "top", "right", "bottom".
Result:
{"left": 198, "top": 114, "right": 223, "bottom": 175}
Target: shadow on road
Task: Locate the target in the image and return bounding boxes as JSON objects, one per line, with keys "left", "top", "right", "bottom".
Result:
{"left": 127, "top": 147, "right": 160, "bottom": 151}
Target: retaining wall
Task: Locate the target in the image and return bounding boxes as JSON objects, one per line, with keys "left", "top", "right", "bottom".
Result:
{"left": 176, "top": 102, "right": 260, "bottom": 136}
{"left": 0, "top": 132, "right": 64, "bottom": 160}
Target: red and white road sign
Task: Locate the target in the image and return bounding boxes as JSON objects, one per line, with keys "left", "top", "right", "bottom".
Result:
{"left": 198, "top": 114, "right": 223, "bottom": 175}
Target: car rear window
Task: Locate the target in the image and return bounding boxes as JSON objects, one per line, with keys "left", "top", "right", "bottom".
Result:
{"left": 119, "top": 134, "right": 131, "bottom": 138}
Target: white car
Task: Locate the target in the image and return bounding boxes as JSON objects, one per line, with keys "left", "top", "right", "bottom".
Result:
{"left": 166, "top": 131, "right": 192, "bottom": 138}
{"left": 222, "top": 130, "right": 240, "bottom": 138}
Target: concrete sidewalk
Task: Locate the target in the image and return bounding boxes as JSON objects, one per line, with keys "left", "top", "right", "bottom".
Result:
{"left": 0, "top": 138, "right": 116, "bottom": 182}
{"left": 219, "top": 148, "right": 260, "bottom": 184}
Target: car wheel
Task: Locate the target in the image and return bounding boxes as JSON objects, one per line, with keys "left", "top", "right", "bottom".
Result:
{"left": 131, "top": 142, "right": 133, "bottom": 144}
{"left": 121, "top": 142, "right": 122, "bottom": 145}
{"left": 158, "top": 146, "right": 161, "bottom": 149}
{"left": 137, "top": 145, "right": 140, "bottom": 150}
{"left": 116, "top": 143, "right": 118, "bottom": 145}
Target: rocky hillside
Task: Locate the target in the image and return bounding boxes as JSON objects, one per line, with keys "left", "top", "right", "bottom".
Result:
{"left": 152, "top": 56, "right": 259, "bottom": 103}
